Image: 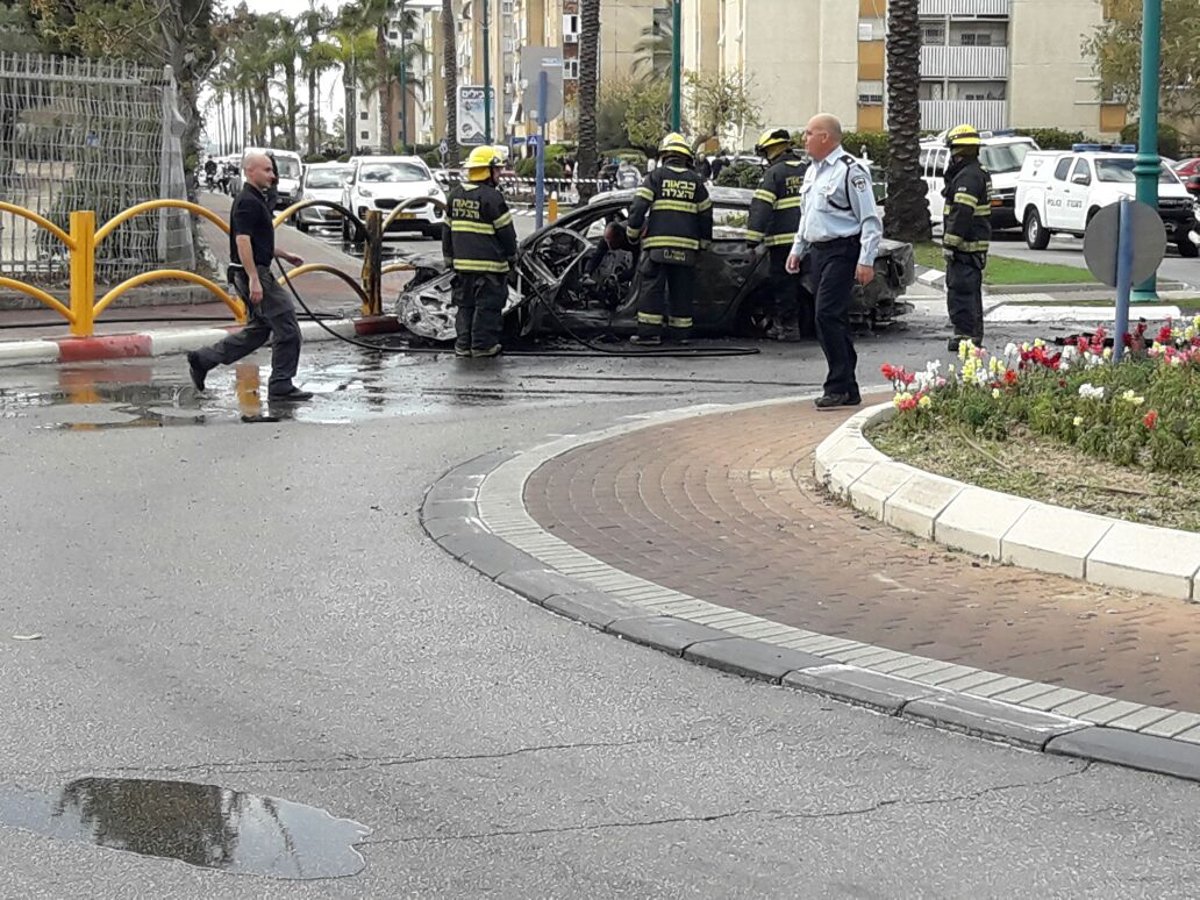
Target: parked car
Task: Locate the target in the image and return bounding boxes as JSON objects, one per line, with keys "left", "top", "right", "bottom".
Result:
{"left": 397, "top": 187, "right": 916, "bottom": 344}
{"left": 920, "top": 130, "right": 1040, "bottom": 231}
{"left": 228, "top": 147, "right": 304, "bottom": 210}
{"left": 293, "top": 162, "right": 352, "bottom": 232}
{"left": 341, "top": 155, "right": 447, "bottom": 241}
{"left": 1173, "top": 157, "right": 1200, "bottom": 199}
{"left": 1015, "top": 143, "right": 1198, "bottom": 257}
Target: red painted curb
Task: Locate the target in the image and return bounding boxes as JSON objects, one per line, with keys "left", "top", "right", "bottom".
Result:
{"left": 57, "top": 333, "right": 153, "bottom": 363}
{"left": 354, "top": 316, "right": 403, "bottom": 336}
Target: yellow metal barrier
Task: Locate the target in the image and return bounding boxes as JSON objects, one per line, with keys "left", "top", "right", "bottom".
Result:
{"left": 96, "top": 270, "right": 246, "bottom": 321}
{"left": 275, "top": 263, "right": 369, "bottom": 310}
{"left": 94, "top": 199, "right": 229, "bottom": 244}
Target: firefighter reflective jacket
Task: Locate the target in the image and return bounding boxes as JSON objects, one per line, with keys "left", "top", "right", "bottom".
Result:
{"left": 625, "top": 165, "right": 713, "bottom": 255}
{"left": 442, "top": 182, "right": 519, "bottom": 274}
{"left": 942, "top": 156, "right": 993, "bottom": 254}
{"left": 746, "top": 151, "right": 809, "bottom": 247}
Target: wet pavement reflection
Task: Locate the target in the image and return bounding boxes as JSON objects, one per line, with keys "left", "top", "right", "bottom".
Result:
{"left": 0, "top": 777, "right": 370, "bottom": 879}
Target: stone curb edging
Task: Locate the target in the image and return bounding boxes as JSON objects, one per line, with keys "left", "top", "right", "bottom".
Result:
{"left": 0, "top": 315, "right": 405, "bottom": 369}
{"left": 420, "top": 397, "right": 1200, "bottom": 785}
{"left": 816, "top": 403, "right": 1200, "bottom": 601}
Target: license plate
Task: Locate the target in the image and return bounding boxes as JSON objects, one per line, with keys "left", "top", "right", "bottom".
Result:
{"left": 398, "top": 212, "right": 416, "bottom": 219}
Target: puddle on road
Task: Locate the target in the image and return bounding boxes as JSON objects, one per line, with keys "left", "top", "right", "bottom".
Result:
{"left": 0, "top": 777, "right": 370, "bottom": 880}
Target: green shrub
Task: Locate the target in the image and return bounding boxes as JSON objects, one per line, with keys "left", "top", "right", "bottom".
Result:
{"left": 841, "top": 130, "right": 890, "bottom": 167}
{"left": 515, "top": 156, "right": 564, "bottom": 179}
{"left": 1121, "top": 122, "right": 1183, "bottom": 158}
{"left": 1014, "top": 128, "right": 1089, "bottom": 150}
{"left": 715, "top": 161, "right": 764, "bottom": 189}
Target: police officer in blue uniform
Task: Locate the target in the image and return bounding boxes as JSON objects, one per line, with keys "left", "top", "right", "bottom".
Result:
{"left": 787, "top": 114, "right": 882, "bottom": 411}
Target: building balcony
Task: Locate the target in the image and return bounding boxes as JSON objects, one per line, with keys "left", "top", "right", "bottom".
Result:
{"left": 921, "top": 45, "right": 1009, "bottom": 79}
{"left": 919, "top": 0, "right": 1010, "bottom": 16}
{"left": 920, "top": 99, "right": 1007, "bottom": 132}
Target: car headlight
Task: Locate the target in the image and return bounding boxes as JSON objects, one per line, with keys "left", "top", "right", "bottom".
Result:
{"left": 428, "top": 186, "right": 443, "bottom": 198}
{"left": 358, "top": 187, "right": 373, "bottom": 198}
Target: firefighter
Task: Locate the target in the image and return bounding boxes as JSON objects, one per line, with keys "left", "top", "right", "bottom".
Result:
{"left": 942, "top": 124, "right": 993, "bottom": 351}
{"left": 625, "top": 132, "right": 713, "bottom": 345}
{"left": 443, "top": 146, "right": 519, "bottom": 358}
{"left": 746, "top": 128, "right": 813, "bottom": 342}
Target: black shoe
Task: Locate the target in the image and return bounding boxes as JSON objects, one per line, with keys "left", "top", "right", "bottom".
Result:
{"left": 268, "top": 388, "right": 314, "bottom": 402}
{"left": 814, "top": 393, "right": 858, "bottom": 411}
{"left": 454, "top": 345, "right": 471, "bottom": 358}
{"left": 471, "top": 344, "right": 502, "bottom": 358}
{"left": 630, "top": 335, "right": 661, "bottom": 346}
{"left": 186, "top": 351, "right": 207, "bottom": 392}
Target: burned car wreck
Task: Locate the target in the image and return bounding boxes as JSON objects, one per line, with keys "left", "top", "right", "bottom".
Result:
{"left": 398, "top": 187, "right": 916, "bottom": 343}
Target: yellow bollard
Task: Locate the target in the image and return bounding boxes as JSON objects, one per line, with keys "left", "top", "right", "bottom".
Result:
{"left": 69, "top": 210, "right": 96, "bottom": 337}
{"left": 548, "top": 192, "right": 559, "bottom": 224}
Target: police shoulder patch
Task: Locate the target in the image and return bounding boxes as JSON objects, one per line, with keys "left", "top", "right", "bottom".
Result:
{"left": 851, "top": 174, "right": 868, "bottom": 191}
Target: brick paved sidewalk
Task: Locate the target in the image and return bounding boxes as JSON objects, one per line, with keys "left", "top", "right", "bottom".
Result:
{"left": 525, "top": 399, "right": 1200, "bottom": 713}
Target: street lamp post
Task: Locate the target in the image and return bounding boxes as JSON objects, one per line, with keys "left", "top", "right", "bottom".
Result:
{"left": 482, "top": 0, "right": 493, "bottom": 144}
{"left": 398, "top": 1, "right": 408, "bottom": 154}
{"left": 670, "top": 0, "right": 681, "bottom": 132}
{"left": 1132, "top": 0, "right": 1162, "bottom": 302}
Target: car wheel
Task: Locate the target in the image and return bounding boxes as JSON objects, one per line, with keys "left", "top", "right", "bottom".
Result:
{"left": 1178, "top": 237, "right": 1200, "bottom": 259}
{"left": 1024, "top": 209, "right": 1051, "bottom": 250}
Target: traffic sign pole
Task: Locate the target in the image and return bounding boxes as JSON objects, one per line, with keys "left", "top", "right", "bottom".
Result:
{"left": 1114, "top": 196, "right": 1134, "bottom": 363}
{"left": 536, "top": 70, "right": 548, "bottom": 231}
{"left": 1132, "top": 0, "right": 1162, "bottom": 302}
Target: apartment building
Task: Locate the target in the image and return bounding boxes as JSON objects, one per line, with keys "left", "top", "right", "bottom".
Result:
{"left": 681, "top": 0, "right": 1123, "bottom": 151}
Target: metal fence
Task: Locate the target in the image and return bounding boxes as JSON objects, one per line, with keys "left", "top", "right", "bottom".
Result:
{"left": 0, "top": 52, "right": 193, "bottom": 287}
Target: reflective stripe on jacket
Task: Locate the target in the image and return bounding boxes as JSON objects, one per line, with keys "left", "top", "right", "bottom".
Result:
{"left": 746, "top": 151, "right": 809, "bottom": 247}
{"left": 442, "top": 182, "right": 519, "bottom": 274}
{"left": 625, "top": 165, "right": 714, "bottom": 255}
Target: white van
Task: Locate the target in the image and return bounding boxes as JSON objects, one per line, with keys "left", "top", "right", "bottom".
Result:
{"left": 920, "top": 130, "right": 1039, "bottom": 231}
{"left": 230, "top": 147, "right": 304, "bottom": 210}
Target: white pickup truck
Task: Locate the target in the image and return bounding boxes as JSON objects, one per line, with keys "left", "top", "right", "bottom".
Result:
{"left": 1014, "top": 144, "right": 1198, "bottom": 257}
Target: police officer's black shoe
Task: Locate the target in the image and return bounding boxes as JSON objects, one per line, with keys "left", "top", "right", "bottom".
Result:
{"left": 186, "top": 352, "right": 207, "bottom": 392}
{"left": 814, "top": 393, "right": 859, "bottom": 411}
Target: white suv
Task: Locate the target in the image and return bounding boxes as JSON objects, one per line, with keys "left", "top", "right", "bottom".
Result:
{"left": 341, "top": 155, "right": 447, "bottom": 241}
{"left": 1015, "top": 144, "right": 1198, "bottom": 257}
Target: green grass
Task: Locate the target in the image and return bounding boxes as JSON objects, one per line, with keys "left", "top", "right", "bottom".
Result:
{"left": 914, "top": 242, "right": 1097, "bottom": 286}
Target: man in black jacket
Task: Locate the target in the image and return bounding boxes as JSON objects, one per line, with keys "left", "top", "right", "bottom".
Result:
{"left": 747, "top": 128, "right": 812, "bottom": 341}
{"left": 443, "top": 146, "right": 519, "bottom": 358}
{"left": 625, "top": 132, "right": 714, "bottom": 346}
{"left": 941, "top": 124, "right": 994, "bottom": 350}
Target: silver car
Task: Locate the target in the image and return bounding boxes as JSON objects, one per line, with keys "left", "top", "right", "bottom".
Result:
{"left": 294, "top": 163, "right": 353, "bottom": 232}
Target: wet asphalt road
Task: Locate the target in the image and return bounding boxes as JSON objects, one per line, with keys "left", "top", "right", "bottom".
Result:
{"left": 2, "top": 324, "right": 1200, "bottom": 897}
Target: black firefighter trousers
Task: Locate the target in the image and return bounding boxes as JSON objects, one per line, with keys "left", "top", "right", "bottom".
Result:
{"left": 453, "top": 271, "right": 508, "bottom": 352}
{"left": 636, "top": 256, "right": 695, "bottom": 340}
{"left": 946, "top": 251, "right": 986, "bottom": 344}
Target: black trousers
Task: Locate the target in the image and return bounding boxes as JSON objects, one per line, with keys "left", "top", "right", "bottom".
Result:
{"left": 811, "top": 236, "right": 860, "bottom": 397}
{"left": 946, "top": 251, "right": 986, "bottom": 343}
{"left": 768, "top": 246, "right": 815, "bottom": 337}
{"left": 636, "top": 257, "right": 695, "bottom": 339}
{"left": 193, "top": 265, "right": 302, "bottom": 394}
{"left": 453, "top": 271, "right": 508, "bottom": 351}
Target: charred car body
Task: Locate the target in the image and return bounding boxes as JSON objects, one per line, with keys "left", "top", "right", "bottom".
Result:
{"left": 398, "top": 187, "right": 916, "bottom": 343}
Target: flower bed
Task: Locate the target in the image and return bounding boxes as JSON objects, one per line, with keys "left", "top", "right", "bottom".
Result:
{"left": 870, "top": 319, "right": 1200, "bottom": 532}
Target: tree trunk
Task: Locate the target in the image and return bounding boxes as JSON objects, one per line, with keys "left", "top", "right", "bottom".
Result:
{"left": 307, "top": 69, "right": 318, "bottom": 157}
{"left": 442, "top": 0, "right": 458, "bottom": 165}
{"left": 377, "top": 25, "right": 394, "bottom": 151}
{"left": 884, "top": 0, "right": 931, "bottom": 242}
{"left": 345, "top": 56, "right": 357, "bottom": 155}
{"left": 576, "top": 0, "right": 600, "bottom": 182}
{"left": 284, "top": 60, "right": 299, "bottom": 150}
{"left": 230, "top": 93, "right": 238, "bottom": 152}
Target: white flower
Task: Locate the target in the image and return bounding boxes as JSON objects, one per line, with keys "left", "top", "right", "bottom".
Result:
{"left": 1073, "top": 416, "right": 1084, "bottom": 427}
{"left": 1004, "top": 342, "right": 1019, "bottom": 359}
{"left": 1078, "top": 383, "right": 1106, "bottom": 400}
{"left": 1121, "top": 389, "right": 1144, "bottom": 405}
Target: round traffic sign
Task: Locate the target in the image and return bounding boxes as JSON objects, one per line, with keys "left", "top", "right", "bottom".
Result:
{"left": 1082, "top": 200, "right": 1166, "bottom": 287}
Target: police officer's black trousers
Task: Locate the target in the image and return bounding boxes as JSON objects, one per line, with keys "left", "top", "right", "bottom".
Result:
{"left": 193, "top": 265, "right": 302, "bottom": 395}
{"left": 768, "top": 246, "right": 815, "bottom": 337}
{"left": 453, "top": 272, "right": 508, "bottom": 351}
{"left": 636, "top": 257, "right": 695, "bottom": 340}
{"left": 811, "top": 236, "right": 861, "bottom": 398}
{"left": 946, "top": 251, "right": 986, "bottom": 344}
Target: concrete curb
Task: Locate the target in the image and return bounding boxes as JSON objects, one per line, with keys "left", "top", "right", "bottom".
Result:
{"left": 817, "top": 403, "right": 1200, "bottom": 601}
{"left": 0, "top": 315, "right": 405, "bottom": 368}
{"left": 421, "top": 396, "right": 1200, "bottom": 784}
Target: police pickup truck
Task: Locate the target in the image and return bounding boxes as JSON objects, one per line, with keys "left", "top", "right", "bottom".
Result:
{"left": 1014, "top": 143, "right": 1198, "bottom": 257}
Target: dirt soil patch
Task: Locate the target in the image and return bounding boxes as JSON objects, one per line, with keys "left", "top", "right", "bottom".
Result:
{"left": 870, "top": 422, "right": 1200, "bottom": 533}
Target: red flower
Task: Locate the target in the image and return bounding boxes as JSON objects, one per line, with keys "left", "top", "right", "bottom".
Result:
{"left": 880, "top": 363, "right": 897, "bottom": 380}
{"left": 1158, "top": 325, "right": 1174, "bottom": 344}
{"left": 1143, "top": 410, "right": 1159, "bottom": 430}
{"left": 900, "top": 371, "right": 915, "bottom": 386}
{"left": 1004, "top": 369, "right": 1018, "bottom": 386}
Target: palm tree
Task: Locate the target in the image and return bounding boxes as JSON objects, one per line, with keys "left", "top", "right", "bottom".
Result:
{"left": 441, "top": 0, "right": 458, "bottom": 165}
{"left": 328, "top": 16, "right": 376, "bottom": 154}
{"left": 884, "top": 0, "right": 931, "bottom": 242}
{"left": 299, "top": 2, "right": 338, "bottom": 156}
{"left": 267, "top": 13, "right": 305, "bottom": 150}
{"left": 630, "top": 14, "right": 671, "bottom": 83}
{"left": 576, "top": 0, "right": 600, "bottom": 181}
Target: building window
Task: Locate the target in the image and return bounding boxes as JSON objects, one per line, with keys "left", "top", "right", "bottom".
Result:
{"left": 959, "top": 32, "right": 993, "bottom": 46}
{"left": 858, "top": 18, "right": 884, "bottom": 41}
{"left": 564, "top": 58, "right": 580, "bottom": 80}
{"left": 921, "top": 23, "right": 946, "bottom": 45}
{"left": 360, "top": 111, "right": 369, "bottom": 120}
{"left": 857, "top": 80, "right": 884, "bottom": 105}
{"left": 563, "top": 13, "right": 579, "bottom": 42}
{"left": 360, "top": 130, "right": 370, "bottom": 140}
